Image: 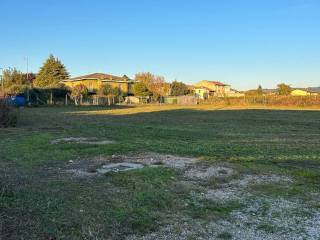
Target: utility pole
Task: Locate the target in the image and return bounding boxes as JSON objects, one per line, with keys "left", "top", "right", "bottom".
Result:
{"left": 0, "top": 67, "right": 3, "bottom": 94}
{"left": 25, "top": 57, "right": 30, "bottom": 102}
{"left": 24, "top": 57, "right": 29, "bottom": 84}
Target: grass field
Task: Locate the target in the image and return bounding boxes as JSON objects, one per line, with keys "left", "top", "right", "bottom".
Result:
{"left": 1, "top": 105, "right": 320, "bottom": 239}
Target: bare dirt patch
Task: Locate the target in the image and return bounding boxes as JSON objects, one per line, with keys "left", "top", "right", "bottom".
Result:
{"left": 204, "top": 174, "right": 293, "bottom": 202}
{"left": 59, "top": 152, "right": 320, "bottom": 239}
{"left": 111, "top": 152, "right": 198, "bottom": 169}
{"left": 205, "top": 187, "right": 242, "bottom": 202}
{"left": 128, "top": 197, "right": 320, "bottom": 240}
{"left": 51, "top": 137, "right": 114, "bottom": 145}
{"left": 95, "top": 152, "right": 198, "bottom": 171}
{"left": 213, "top": 197, "right": 320, "bottom": 240}
{"left": 96, "top": 163, "right": 144, "bottom": 174}
{"left": 184, "top": 166, "right": 234, "bottom": 180}
{"left": 65, "top": 169, "right": 98, "bottom": 178}
{"left": 124, "top": 157, "right": 302, "bottom": 239}
{"left": 230, "top": 174, "right": 293, "bottom": 187}
{"left": 63, "top": 153, "right": 199, "bottom": 178}
{"left": 62, "top": 157, "right": 105, "bottom": 178}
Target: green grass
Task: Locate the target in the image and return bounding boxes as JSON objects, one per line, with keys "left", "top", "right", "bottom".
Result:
{"left": 1, "top": 105, "right": 320, "bottom": 239}
{"left": 217, "top": 232, "right": 233, "bottom": 239}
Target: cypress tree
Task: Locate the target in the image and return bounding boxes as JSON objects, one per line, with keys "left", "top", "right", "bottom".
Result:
{"left": 257, "top": 85, "right": 263, "bottom": 95}
{"left": 34, "top": 54, "right": 70, "bottom": 88}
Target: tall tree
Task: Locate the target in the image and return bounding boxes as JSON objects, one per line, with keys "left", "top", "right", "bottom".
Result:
{"left": 170, "top": 81, "right": 190, "bottom": 96}
{"left": 277, "top": 83, "right": 291, "bottom": 96}
{"left": 2, "top": 68, "right": 27, "bottom": 89}
{"left": 33, "top": 55, "right": 69, "bottom": 88}
{"left": 135, "top": 72, "right": 169, "bottom": 99}
{"left": 135, "top": 72, "right": 154, "bottom": 86}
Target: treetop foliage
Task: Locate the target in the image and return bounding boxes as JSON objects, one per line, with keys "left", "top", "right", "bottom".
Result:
{"left": 132, "top": 82, "right": 152, "bottom": 97}
{"left": 33, "top": 54, "right": 69, "bottom": 88}
{"left": 2, "top": 68, "right": 29, "bottom": 89}
{"left": 170, "top": 80, "right": 190, "bottom": 96}
{"left": 277, "top": 83, "right": 291, "bottom": 96}
{"left": 7, "top": 84, "right": 30, "bottom": 95}
{"left": 135, "top": 72, "right": 170, "bottom": 99}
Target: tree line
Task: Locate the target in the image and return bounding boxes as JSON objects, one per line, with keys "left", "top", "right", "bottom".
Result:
{"left": 1, "top": 54, "right": 296, "bottom": 104}
{"left": 133, "top": 73, "right": 191, "bottom": 99}
{"left": 245, "top": 83, "right": 292, "bottom": 97}
{"left": 1, "top": 55, "right": 192, "bottom": 104}
{"left": 1, "top": 55, "right": 69, "bottom": 95}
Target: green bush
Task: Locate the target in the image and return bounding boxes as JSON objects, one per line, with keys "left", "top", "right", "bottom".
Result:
{"left": 7, "top": 84, "right": 30, "bottom": 95}
{"left": 0, "top": 98, "right": 17, "bottom": 127}
{"left": 27, "top": 87, "right": 70, "bottom": 105}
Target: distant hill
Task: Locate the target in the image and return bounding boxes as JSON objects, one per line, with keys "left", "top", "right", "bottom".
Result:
{"left": 305, "top": 87, "right": 320, "bottom": 93}
{"left": 259, "top": 87, "right": 320, "bottom": 94}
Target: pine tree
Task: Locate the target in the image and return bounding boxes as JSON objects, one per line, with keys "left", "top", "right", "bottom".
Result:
{"left": 34, "top": 55, "right": 70, "bottom": 88}
{"left": 257, "top": 85, "right": 263, "bottom": 95}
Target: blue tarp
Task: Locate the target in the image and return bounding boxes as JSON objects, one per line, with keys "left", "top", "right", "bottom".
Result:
{"left": 8, "top": 96, "right": 26, "bottom": 107}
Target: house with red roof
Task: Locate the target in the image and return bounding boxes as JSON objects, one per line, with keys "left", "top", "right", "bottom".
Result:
{"left": 194, "top": 80, "right": 232, "bottom": 98}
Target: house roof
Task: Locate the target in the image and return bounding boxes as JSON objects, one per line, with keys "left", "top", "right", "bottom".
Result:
{"left": 209, "top": 81, "right": 229, "bottom": 86}
{"left": 62, "top": 73, "right": 133, "bottom": 82}
{"left": 196, "top": 80, "right": 229, "bottom": 87}
{"left": 230, "top": 88, "right": 243, "bottom": 93}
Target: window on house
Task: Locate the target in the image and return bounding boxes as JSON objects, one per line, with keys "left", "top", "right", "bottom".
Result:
{"left": 88, "top": 82, "right": 93, "bottom": 92}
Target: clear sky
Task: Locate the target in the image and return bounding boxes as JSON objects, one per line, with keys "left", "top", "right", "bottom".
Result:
{"left": 1, "top": 0, "right": 319, "bottom": 90}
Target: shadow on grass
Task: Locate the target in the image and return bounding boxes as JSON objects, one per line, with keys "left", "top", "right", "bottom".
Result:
{"left": 7, "top": 105, "right": 319, "bottom": 167}
{"left": 1, "top": 106, "right": 320, "bottom": 239}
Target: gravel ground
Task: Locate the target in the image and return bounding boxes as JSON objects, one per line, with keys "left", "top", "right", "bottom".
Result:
{"left": 184, "top": 166, "right": 234, "bottom": 180}
{"left": 61, "top": 153, "right": 319, "bottom": 239}
{"left": 128, "top": 197, "right": 320, "bottom": 240}
{"left": 204, "top": 174, "right": 293, "bottom": 202}
{"left": 63, "top": 152, "right": 199, "bottom": 178}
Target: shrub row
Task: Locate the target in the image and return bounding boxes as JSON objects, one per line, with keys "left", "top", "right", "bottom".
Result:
{"left": 200, "top": 96, "right": 320, "bottom": 107}
{"left": 17, "top": 88, "right": 71, "bottom": 105}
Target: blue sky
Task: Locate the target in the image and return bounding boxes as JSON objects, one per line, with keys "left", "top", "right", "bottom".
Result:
{"left": 1, "top": 0, "right": 319, "bottom": 90}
